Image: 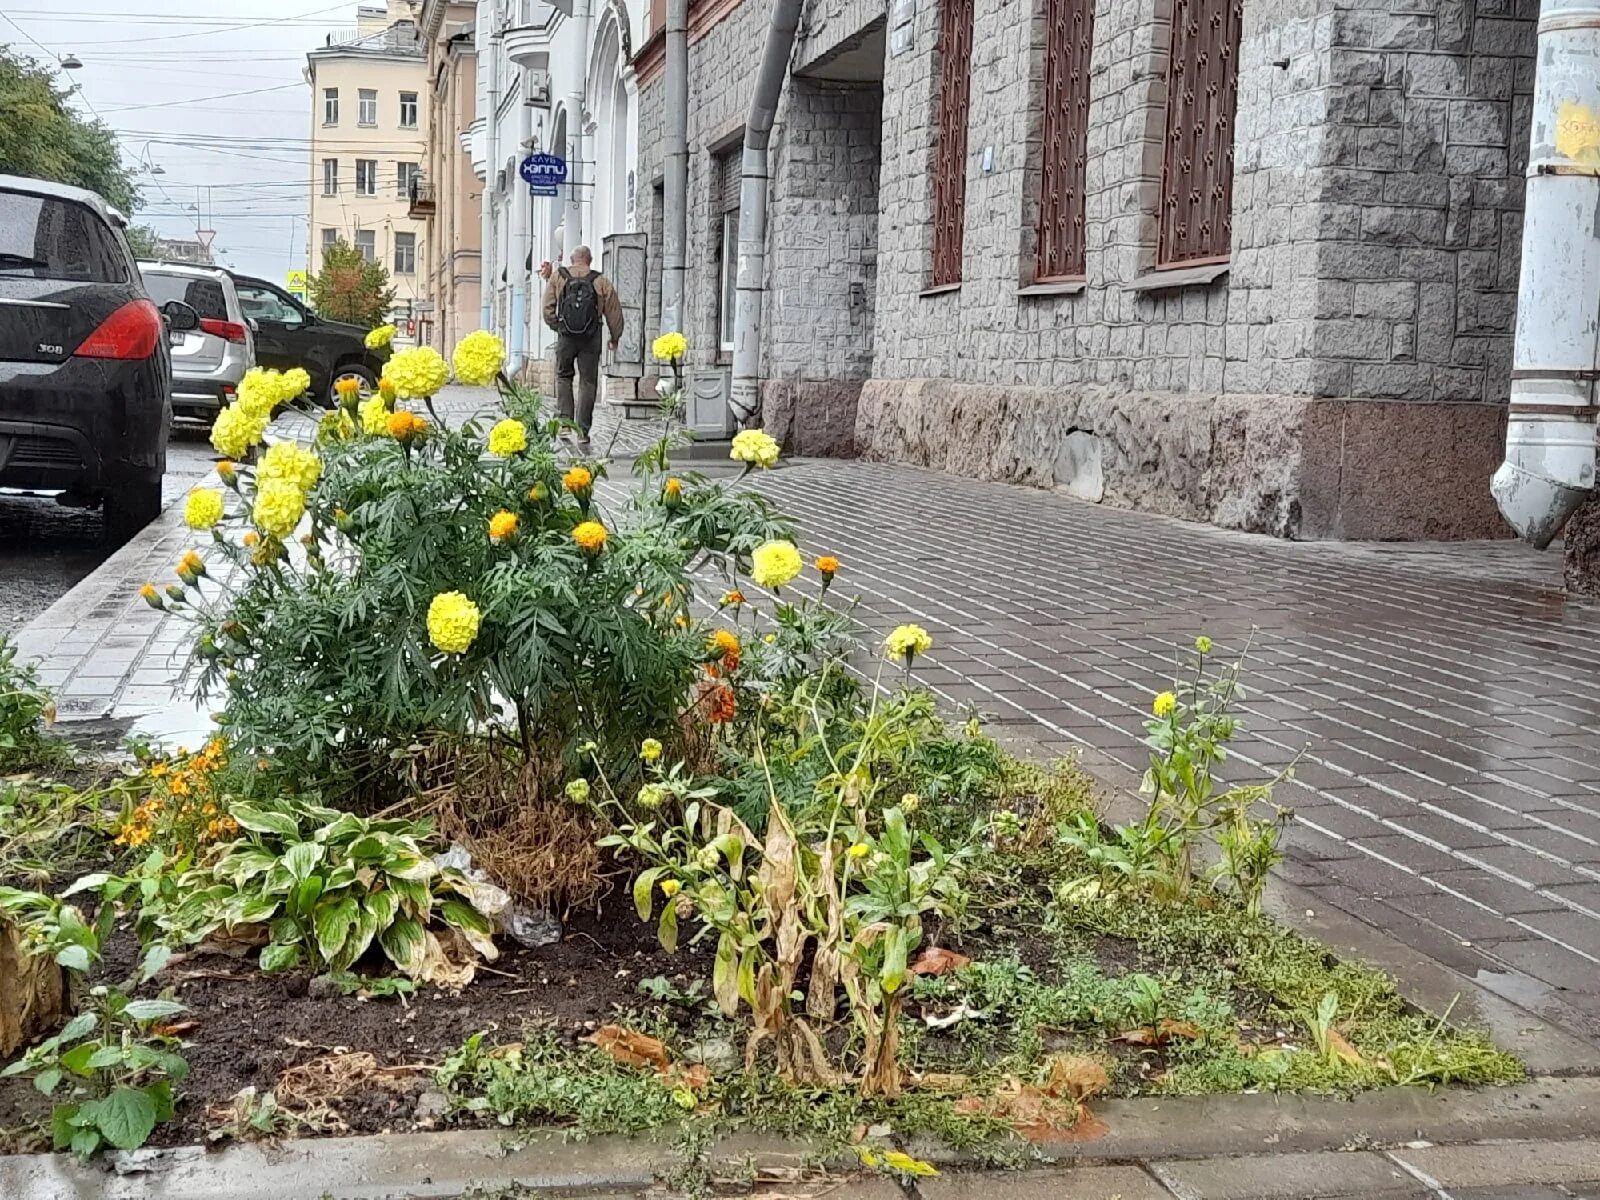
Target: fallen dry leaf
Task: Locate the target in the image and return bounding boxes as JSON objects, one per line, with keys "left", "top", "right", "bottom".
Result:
{"left": 912, "top": 1072, "right": 971, "bottom": 1092}
{"left": 154, "top": 1020, "right": 200, "bottom": 1037}
{"left": 1116, "top": 1018, "right": 1203, "bottom": 1046}
{"left": 1043, "top": 1054, "right": 1109, "bottom": 1102}
{"left": 664, "top": 1061, "right": 713, "bottom": 1093}
{"left": 583, "top": 1024, "right": 672, "bottom": 1072}
{"left": 954, "top": 1078, "right": 1081, "bottom": 1142}
{"left": 909, "top": 947, "right": 972, "bottom": 977}
{"left": 1325, "top": 1027, "right": 1365, "bottom": 1067}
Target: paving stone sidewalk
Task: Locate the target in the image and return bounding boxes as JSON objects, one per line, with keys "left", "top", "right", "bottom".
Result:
{"left": 16, "top": 388, "right": 1600, "bottom": 1049}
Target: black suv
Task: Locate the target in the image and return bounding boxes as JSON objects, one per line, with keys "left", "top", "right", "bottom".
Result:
{"left": 0, "top": 174, "right": 199, "bottom": 542}
{"left": 231, "top": 274, "right": 389, "bottom": 405}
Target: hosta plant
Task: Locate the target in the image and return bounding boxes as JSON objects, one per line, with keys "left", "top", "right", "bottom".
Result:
{"left": 162, "top": 799, "right": 498, "bottom": 984}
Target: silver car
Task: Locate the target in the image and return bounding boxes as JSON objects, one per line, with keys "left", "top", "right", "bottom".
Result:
{"left": 137, "top": 261, "right": 254, "bottom": 419}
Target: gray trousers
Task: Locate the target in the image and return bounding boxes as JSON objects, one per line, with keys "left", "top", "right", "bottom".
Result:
{"left": 554, "top": 332, "right": 602, "bottom": 435}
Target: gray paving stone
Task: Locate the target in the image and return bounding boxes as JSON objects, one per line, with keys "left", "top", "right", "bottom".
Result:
{"left": 1148, "top": 1150, "right": 1419, "bottom": 1199}
{"left": 1391, "top": 1140, "right": 1600, "bottom": 1188}
{"left": 922, "top": 1165, "right": 1172, "bottom": 1199}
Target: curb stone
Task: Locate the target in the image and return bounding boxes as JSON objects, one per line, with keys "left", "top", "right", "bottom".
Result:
{"left": 4, "top": 1079, "right": 1599, "bottom": 1199}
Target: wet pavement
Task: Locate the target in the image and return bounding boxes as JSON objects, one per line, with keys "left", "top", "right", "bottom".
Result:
{"left": 13, "top": 392, "right": 1600, "bottom": 1049}
{"left": 0, "top": 428, "right": 218, "bottom": 636}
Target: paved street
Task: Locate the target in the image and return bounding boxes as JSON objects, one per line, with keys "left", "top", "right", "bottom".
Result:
{"left": 0, "top": 428, "right": 218, "bottom": 635}
{"left": 14, "top": 391, "right": 1600, "bottom": 1052}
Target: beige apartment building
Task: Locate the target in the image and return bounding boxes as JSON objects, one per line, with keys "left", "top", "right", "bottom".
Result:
{"left": 413, "top": 0, "right": 480, "bottom": 354}
{"left": 306, "top": 1, "right": 429, "bottom": 335}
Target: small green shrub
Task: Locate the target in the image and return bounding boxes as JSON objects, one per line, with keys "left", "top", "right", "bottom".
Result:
{"left": 0, "top": 634, "right": 64, "bottom": 771}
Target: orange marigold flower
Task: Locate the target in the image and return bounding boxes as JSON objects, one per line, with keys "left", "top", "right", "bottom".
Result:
{"left": 563, "top": 465, "right": 593, "bottom": 494}
{"left": 334, "top": 376, "right": 363, "bottom": 400}
{"left": 387, "top": 410, "right": 426, "bottom": 440}
{"left": 489, "top": 510, "right": 519, "bottom": 543}
{"left": 243, "top": 531, "right": 261, "bottom": 547}
{"left": 707, "top": 685, "right": 737, "bottom": 724}
{"left": 664, "top": 477, "right": 682, "bottom": 500}
{"left": 816, "top": 555, "right": 840, "bottom": 576}
{"left": 719, "top": 590, "right": 745, "bottom": 608}
{"left": 572, "top": 520, "right": 607, "bottom": 553}
{"left": 710, "top": 628, "right": 741, "bottom": 660}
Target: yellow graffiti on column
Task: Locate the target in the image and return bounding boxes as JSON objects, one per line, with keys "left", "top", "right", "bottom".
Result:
{"left": 1556, "top": 100, "right": 1600, "bottom": 164}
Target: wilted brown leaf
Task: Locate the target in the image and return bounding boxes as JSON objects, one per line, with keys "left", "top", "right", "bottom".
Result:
{"left": 1325, "top": 1027, "right": 1365, "bottom": 1067}
{"left": 583, "top": 1024, "right": 671, "bottom": 1071}
{"left": 954, "top": 1078, "right": 1081, "bottom": 1142}
{"left": 1043, "top": 1054, "right": 1109, "bottom": 1102}
{"left": 1116, "top": 1018, "right": 1202, "bottom": 1046}
{"left": 910, "top": 947, "right": 972, "bottom": 977}
{"left": 912, "top": 1072, "right": 971, "bottom": 1092}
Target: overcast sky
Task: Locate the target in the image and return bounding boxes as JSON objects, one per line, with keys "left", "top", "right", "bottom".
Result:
{"left": 2, "top": 2, "right": 365, "bottom": 282}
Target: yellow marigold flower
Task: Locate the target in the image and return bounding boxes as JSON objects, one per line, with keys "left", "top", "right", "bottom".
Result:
{"left": 252, "top": 481, "right": 306, "bottom": 538}
{"left": 139, "top": 583, "right": 163, "bottom": 609}
{"left": 452, "top": 330, "right": 507, "bottom": 386}
{"left": 489, "top": 510, "right": 519, "bottom": 543}
{"left": 1152, "top": 691, "right": 1177, "bottom": 718}
{"left": 750, "top": 540, "right": 802, "bottom": 589}
{"left": 563, "top": 465, "right": 593, "bottom": 495}
{"left": 488, "top": 418, "right": 528, "bottom": 457}
{"left": 210, "top": 403, "right": 267, "bottom": 460}
{"left": 385, "top": 345, "right": 450, "bottom": 398}
{"left": 640, "top": 738, "right": 663, "bottom": 763}
{"left": 386, "top": 410, "right": 427, "bottom": 441}
{"left": 359, "top": 395, "right": 389, "bottom": 435}
{"left": 184, "top": 488, "right": 224, "bottom": 530}
{"left": 365, "top": 323, "right": 397, "bottom": 350}
{"left": 729, "top": 428, "right": 780, "bottom": 469}
{"left": 663, "top": 477, "right": 683, "bottom": 504}
{"left": 883, "top": 624, "right": 933, "bottom": 662}
{"left": 1195, "top": 635, "right": 1213, "bottom": 655}
{"left": 660, "top": 878, "right": 681, "bottom": 898}
{"left": 257, "top": 442, "right": 322, "bottom": 492}
{"left": 281, "top": 368, "right": 312, "bottom": 402}
{"left": 709, "top": 629, "right": 741, "bottom": 660}
{"left": 572, "top": 520, "right": 607, "bottom": 554}
{"left": 236, "top": 367, "right": 278, "bottom": 418}
{"left": 379, "top": 375, "right": 397, "bottom": 402}
{"left": 334, "top": 376, "right": 363, "bottom": 401}
{"left": 427, "top": 591, "right": 481, "bottom": 654}
{"left": 815, "top": 555, "right": 839, "bottom": 576}
{"left": 847, "top": 842, "right": 870, "bottom": 860}
{"left": 652, "top": 331, "right": 688, "bottom": 362}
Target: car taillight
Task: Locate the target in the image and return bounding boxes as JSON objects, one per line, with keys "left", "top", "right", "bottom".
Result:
{"left": 75, "top": 299, "right": 162, "bottom": 360}
{"left": 199, "top": 317, "right": 249, "bottom": 344}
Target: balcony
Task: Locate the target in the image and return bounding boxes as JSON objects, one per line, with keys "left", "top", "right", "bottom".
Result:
{"left": 503, "top": 16, "right": 555, "bottom": 70}
{"left": 408, "top": 178, "right": 437, "bottom": 219}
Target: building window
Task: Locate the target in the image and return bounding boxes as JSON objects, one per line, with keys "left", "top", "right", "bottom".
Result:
{"left": 718, "top": 212, "right": 739, "bottom": 352}
{"left": 1157, "top": 0, "right": 1243, "bottom": 267}
{"left": 322, "top": 157, "right": 338, "bottom": 196}
{"left": 354, "top": 229, "right": 376, "bottom": 262}
{"left": 321, "top": 227, "right": 339, "bottom": 253}
{"left": 1036, "top": 0, "right": 1095, "bottom": 281}
{"left": 393, "top": 231, "right": 416, "bottom": 275}
{"left": 358, "top": 88, "right": 378, "bottom": 126}
{"left": 397, "top": 162, "right": 420, "bottom": 198}
{"left": 712, "top": 148, "right": 740, "bottom": 354}
{"left": 930, "top": 0, "right": 975, "bottom": 287}
{"left": 399, "top": 91, "right": 418, "bottom": 128}
{"left": 323, "top": 87, "right": 338, "bottom": 125}
{"left": 355, "top": 159, "right": 377, "bottom": 195}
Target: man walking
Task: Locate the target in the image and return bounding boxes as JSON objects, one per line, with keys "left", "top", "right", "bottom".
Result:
{"left": 543, "top": 245, "right": 623, "bottom": 446}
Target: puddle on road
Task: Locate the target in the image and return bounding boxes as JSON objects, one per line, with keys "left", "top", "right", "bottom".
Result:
{"left": 1474, "top": 967, "right": 1555, "bottom": 1013}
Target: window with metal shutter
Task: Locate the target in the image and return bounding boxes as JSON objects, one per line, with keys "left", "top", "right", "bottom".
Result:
{"left": 1036, "top": 0, "right": 1095, "bottom": 281}
{"left": 1157, "top": 0, "right": 1243, "bottom": 267}
{"left": 930, "top": 0, "right": 975, "bottom": 287}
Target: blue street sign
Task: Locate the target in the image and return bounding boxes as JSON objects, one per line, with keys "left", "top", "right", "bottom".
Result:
{"left": 520, "top": 152, "right": 567, "bottom": 197}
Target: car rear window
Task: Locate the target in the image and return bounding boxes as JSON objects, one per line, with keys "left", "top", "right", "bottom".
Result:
{"left": 142, "top": 272, "right": 229, "bottom": 321}
{"left": 0, "top": 190, "right": 129, "bottom": 282}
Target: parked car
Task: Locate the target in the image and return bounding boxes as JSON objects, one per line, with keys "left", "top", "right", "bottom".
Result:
{"left": 230, "top": 274, "right": 388, "bottom": 406}
{"left": 0, "top": 174, "right": 199, "bottom": 543}
{"left": 138, "top": 260, "right": 254, "bottom": 421}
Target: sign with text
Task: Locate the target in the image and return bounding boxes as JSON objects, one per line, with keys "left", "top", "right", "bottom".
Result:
{"left": 519, "top": 152, "right": 568, "bottom": 197}
{"left": 286, "top": 269, "right": 308, "bottom": 299}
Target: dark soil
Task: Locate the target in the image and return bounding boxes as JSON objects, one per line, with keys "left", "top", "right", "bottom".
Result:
{"left": 0, "top": 905, "right": 717, "bottom": 1149}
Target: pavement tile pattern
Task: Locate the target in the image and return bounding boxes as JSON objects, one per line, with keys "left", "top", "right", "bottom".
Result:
{"left": 16, "top": 389, "right": 1600, "bottom": 1047}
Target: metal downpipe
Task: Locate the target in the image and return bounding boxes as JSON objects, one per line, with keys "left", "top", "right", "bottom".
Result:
{"left": 509, "top": 70, "right": 534, "bottom": 374}
{"left": 1491, "top": 0, "right": 1600, "bottom": 546}
{"left": 661, "top": 0, "right": 689, "bottom": 335}
{"left": 728, "top": 0, "right": 804, "bottom": 426}
{"left": 478, "top": 14, "right": 501, "bottom": 332}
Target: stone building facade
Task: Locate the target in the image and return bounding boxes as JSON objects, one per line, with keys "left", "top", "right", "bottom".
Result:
{"left": 634, "top": 0, "right": 1537, "bottom": 539}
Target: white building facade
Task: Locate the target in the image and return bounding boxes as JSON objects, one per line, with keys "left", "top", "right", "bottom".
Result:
{"left": 468, "top": 0, "right": 646, "bottom": 385}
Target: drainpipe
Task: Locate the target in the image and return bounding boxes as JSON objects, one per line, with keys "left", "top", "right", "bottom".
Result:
{"left": 1491, "top": 0, "right": 1600, "bottom": 547}
{"left": 660, "top": 0, "right": 689, "bottom": 335}
{"left": 728, "top": 0, "right": 803, "bottom": 425}
{"left": 479, "top": 13, "right": 501, "bottom": 331}
{"left": 565, "top": 0, "right": 593, "bottom": 253}
{"left": 508, "top": 74, "right": 534, "bottom": 374}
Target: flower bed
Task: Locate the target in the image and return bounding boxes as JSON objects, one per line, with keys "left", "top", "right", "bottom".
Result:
{"left": 0, "top": 335, "right": 1520, "bottom": 1177}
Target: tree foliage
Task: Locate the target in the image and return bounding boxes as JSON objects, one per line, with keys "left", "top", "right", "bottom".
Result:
{"left": 124, "top": 225, "right": 161, "bottom": 259}
{"left": 0, "top": 49, "right": 140, "bottom": 212}
{"left": 309, "top": 240, "right": 396, "bottom": 328}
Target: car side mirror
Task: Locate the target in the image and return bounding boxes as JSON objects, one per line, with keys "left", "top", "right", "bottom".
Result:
{"left": 245, "top": 317, "right": 260, "bottom": 333}
{"left": 162, "top": 300, "right": 200, "bottom": 332}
